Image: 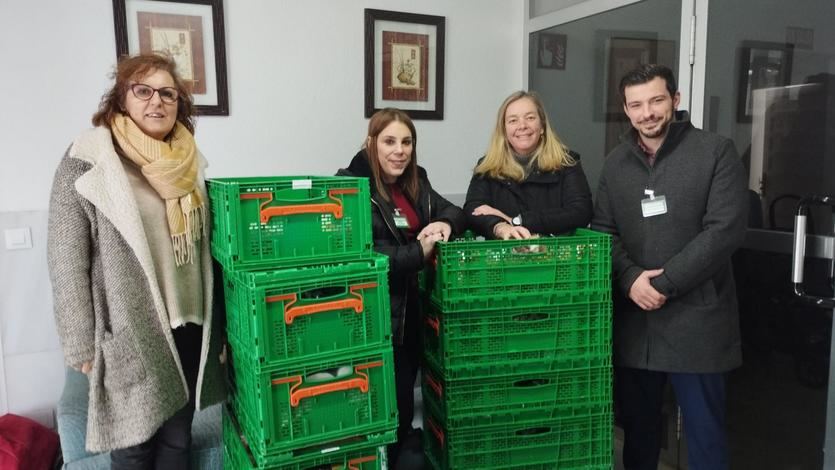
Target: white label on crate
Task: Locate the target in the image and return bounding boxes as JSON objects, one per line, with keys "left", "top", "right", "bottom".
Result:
{"left": 320, "top": 446, "right": 340, "bottom": 454}
{"left": 292, "top": 179, "right": 313, "bottom": 190}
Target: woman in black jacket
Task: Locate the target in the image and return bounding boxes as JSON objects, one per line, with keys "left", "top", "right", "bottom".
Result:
{"left": 338, "top": 108, "right": 464, "bottom": 467}
{"left": 464, "top": 91, "right": 592, "bottom": 239}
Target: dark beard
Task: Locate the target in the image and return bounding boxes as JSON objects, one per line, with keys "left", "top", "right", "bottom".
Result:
{"left": 639, "top": 121, "right": 669, "bottom": 139}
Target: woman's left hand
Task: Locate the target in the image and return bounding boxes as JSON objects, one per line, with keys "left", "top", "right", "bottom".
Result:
{"left": 417, "top": 221, "right": 453, "bottom": 242}
{"left": 471, "top": 204, "right": 512, "bottom": 224}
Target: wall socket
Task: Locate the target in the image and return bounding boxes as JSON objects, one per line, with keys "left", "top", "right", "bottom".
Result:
{"left": 4, "top": 227, "right": 32, "bottom": 250}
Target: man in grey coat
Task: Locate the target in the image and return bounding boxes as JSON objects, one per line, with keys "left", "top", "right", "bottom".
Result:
{"left": 592, "top": 64, "right": 747, "bottom": 470}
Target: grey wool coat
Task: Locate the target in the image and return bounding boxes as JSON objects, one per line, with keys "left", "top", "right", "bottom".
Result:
{"left": 47, "top": 127, "right": 225, "bottom": 452}
{"left": 591, "top": 112, "right": 748, "bottom": 373}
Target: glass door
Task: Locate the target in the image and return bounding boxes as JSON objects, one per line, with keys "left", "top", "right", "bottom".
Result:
{"left": 527, "top": 2, "right": 690, "bottom": 468}
{"left": 702, "top": 1, "right": 835, "bottom": 468}
{"left": 527, "top": 0, "right": 688, "bottom": 192}
{"left": 530, "top": 0, "right": 835, "bottom": 468}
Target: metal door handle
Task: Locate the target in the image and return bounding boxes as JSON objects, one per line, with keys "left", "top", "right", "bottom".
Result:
{"left": 791, "top": 196, "right": 835, "bottom": 308}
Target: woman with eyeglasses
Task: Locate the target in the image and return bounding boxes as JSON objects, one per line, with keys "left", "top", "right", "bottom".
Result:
{"left": 47, "top": 53, "right": 225, "bottom": 468}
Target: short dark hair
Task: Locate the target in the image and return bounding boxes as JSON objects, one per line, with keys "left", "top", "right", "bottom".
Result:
{"left": 619, "top": 64, "right": 677, "bottom": 103}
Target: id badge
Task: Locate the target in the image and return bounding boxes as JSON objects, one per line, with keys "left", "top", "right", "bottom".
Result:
{"left": 641, "top": 195, "right": 667, "bottom": 217}
{"left": 393, "top": 209, "right": 411, "bottom": 229}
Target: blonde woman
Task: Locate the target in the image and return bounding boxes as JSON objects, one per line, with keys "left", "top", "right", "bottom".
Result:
{"left": 464, "top": 91, "right": 592, "bottom": 239}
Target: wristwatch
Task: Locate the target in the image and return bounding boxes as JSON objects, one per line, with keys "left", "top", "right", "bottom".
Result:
{"left": 511, "top": 214, "right": 523, "bottom": 226}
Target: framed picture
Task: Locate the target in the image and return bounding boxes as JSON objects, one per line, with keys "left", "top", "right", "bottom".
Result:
{"left": 113, "top": 0, "right": 229, "bottom": 116}
{"left": 537, "top": 32, "right": 567, "bottom": 70}
{"left": 364, "top": 9, "right": 445, "bottom": 120}
{"left": 598, "top": 34, "right": 676, "bottom": 121}
{"left": 736, "top": 41, "right": 793, "bottom": 123}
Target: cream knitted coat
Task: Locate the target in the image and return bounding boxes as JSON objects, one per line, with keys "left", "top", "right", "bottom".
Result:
{"left": 47, "top": 127, "right": 225, "bottom": 452}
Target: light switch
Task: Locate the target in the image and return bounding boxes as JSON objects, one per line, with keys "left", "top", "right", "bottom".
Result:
{"left": 5, "top": 227, "right": 32, "bottom": 250}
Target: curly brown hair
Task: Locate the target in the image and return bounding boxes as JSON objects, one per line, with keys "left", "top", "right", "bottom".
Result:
{"left": 92, "top": 53, "right": 196, "bottom": 135}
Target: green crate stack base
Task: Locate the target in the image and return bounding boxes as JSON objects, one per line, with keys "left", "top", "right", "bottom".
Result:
{"left": 422, "top": 362, "right": 612, "bottom": 429}
{"left": 224, "top": 255, "right": 391, "bottom": 372}
{"left": 223, "top": 405, "right": 393, "bottom": 469}
{"left": 424, "top": 408, "right": 613, "bottom": 470}
{"left": 208, "top": 176, "right": 373, "bottom": 271}
{"left": 226, "top": 345, "right": 398, "bottom": 460}
{"left": 423, "top": 300, "right": 611, "bottom": 379}
{"left": 421, "top": 230, "right": 614, "bottom": 468}
{"left": 430, "top": 229, "right": 611, "bottom": 312}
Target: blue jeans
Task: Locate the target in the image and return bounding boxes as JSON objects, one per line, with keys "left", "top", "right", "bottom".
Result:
{"left": 616, "top": 367, "right": 728, "bottom": 470}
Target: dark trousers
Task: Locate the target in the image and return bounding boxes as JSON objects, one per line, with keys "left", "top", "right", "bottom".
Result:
{"left": 616, "top": 367, "right": 728, "bottom": 470}
{"left": 393, "top": 322, "right": 421, "bottom": 439}
{"left": 110, "top": 324, "right": 202, "bottom": 470}
{"left": 389, "top": 313, "right": 422, "bottom": 467}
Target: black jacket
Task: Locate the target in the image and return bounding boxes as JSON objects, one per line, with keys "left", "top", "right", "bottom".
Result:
{"left": 337, "top": 150, "right": 465, "bottom": 343}
{"left": 463, "top": 152, "right": 593, "bottom": 237}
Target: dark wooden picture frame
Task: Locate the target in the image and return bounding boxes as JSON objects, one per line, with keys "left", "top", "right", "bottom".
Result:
{"left": 113, "top": 0, "right": 229, "bottom": 116}
{"left": 364, "top": 9, "right": 445, "bottom": 120}
{"left": 736, "top": 41, "right": 794, "bottom": 123}
{"left": 537, "top": 32, "right": 567, "bottom": 70}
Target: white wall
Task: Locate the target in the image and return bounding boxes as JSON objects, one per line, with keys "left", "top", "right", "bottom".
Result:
{"left": 1, "top": 0, "right": 524, "bottom": 211}
{"left": 0, "top": 0, "right": 524, "bottom": 423}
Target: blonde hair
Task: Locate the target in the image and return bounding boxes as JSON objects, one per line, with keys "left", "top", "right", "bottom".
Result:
{"left": 475, "top": 91, "right": 574, "bottom": 181}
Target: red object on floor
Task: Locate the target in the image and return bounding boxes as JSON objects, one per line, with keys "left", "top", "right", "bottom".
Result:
{"left": 0, "top": 414, "right": 59, "bottom": 470}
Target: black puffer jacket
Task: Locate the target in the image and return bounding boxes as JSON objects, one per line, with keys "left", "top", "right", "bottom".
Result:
{"left": 338, "top": 150, "right": 465, "bottom": 343}
{"left": 463, "top": 152, "right": 593, "bottom": 237}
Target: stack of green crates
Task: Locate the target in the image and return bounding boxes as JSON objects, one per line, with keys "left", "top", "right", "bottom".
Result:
{"left": 421, "top": 229, "right": 614, "bottom": 469}
{"left": 208, "top": 176, "right": 398, "bottom": 469}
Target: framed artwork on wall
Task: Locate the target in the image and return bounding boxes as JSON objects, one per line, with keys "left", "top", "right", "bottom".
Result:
{"left": 736, "top": 41, "right": 794, "bottom": 123}
{"left": 364, "top": 9, "right": 445, "bottom": 120}
{"left": 113, "top": 0, "right": 229, "bottom": 116}
{"left": 537, "top": 32, "right": 567, "bottom": 70}
{"left": 592, "top": 30, "right": 677, "bottom": 154}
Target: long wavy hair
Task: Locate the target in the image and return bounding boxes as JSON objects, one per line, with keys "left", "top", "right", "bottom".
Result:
{"left": 363, "top": 108, "right": 419, "bottom": 202}
{"left": 92, "top": 53, "right": 196, "bottom": 137}
{"left": 475, "top": 91, "right": 574, "bottom": 182}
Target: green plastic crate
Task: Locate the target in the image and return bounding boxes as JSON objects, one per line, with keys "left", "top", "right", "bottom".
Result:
{"left": 209, "top": 176, "right": 373, "bottom": 270}
{"left": 223, "top": 405, "right": 392, "bottom": 469}
{"left": 424, "top": 409, "right": 613, "bottom": 470}
{"left": 430, "top": 229, "right": 611, "bottom": 312}
{"left": 227, "top": 347, "right": 398, "bottom": 458}
{"left": 422, "top": 364, "right": 612, "bottom": 428}
{"left": 423, "top": 301, "right": 612, "bottom": 379}
{"left": 224, "top": 255, "right": 391, "bottom": 372}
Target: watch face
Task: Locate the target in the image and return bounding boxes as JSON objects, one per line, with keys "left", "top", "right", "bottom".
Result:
{"left": 512, "top": 215, "right": 522, "bottom": 226}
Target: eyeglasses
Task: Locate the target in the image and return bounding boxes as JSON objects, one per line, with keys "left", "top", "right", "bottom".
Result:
{"left": 129, "top": 83, "right": 179, "bottom": 104}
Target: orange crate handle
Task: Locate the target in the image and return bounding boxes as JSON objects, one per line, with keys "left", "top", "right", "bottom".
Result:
{"left": 345, "top": 455, "right": 376, "bottom": 470}
{"left": 240, "top": 188, "right": 358, "bottom": 223}
{"left": 426, "top": 417, "right": 445, "bottom": 448}
{"left": 266, "top": 282, "right": 377, "bottom": 325}
{"left": 424, "top": 315, "right": 440, "bottom": 336}
{"left": 272, "top": 361, "right": 383, "bottom": 407}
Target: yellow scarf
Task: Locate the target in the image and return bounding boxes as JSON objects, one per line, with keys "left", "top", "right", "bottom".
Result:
{"left": 111, "top": 114, "right": 205, "bottom": 266}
